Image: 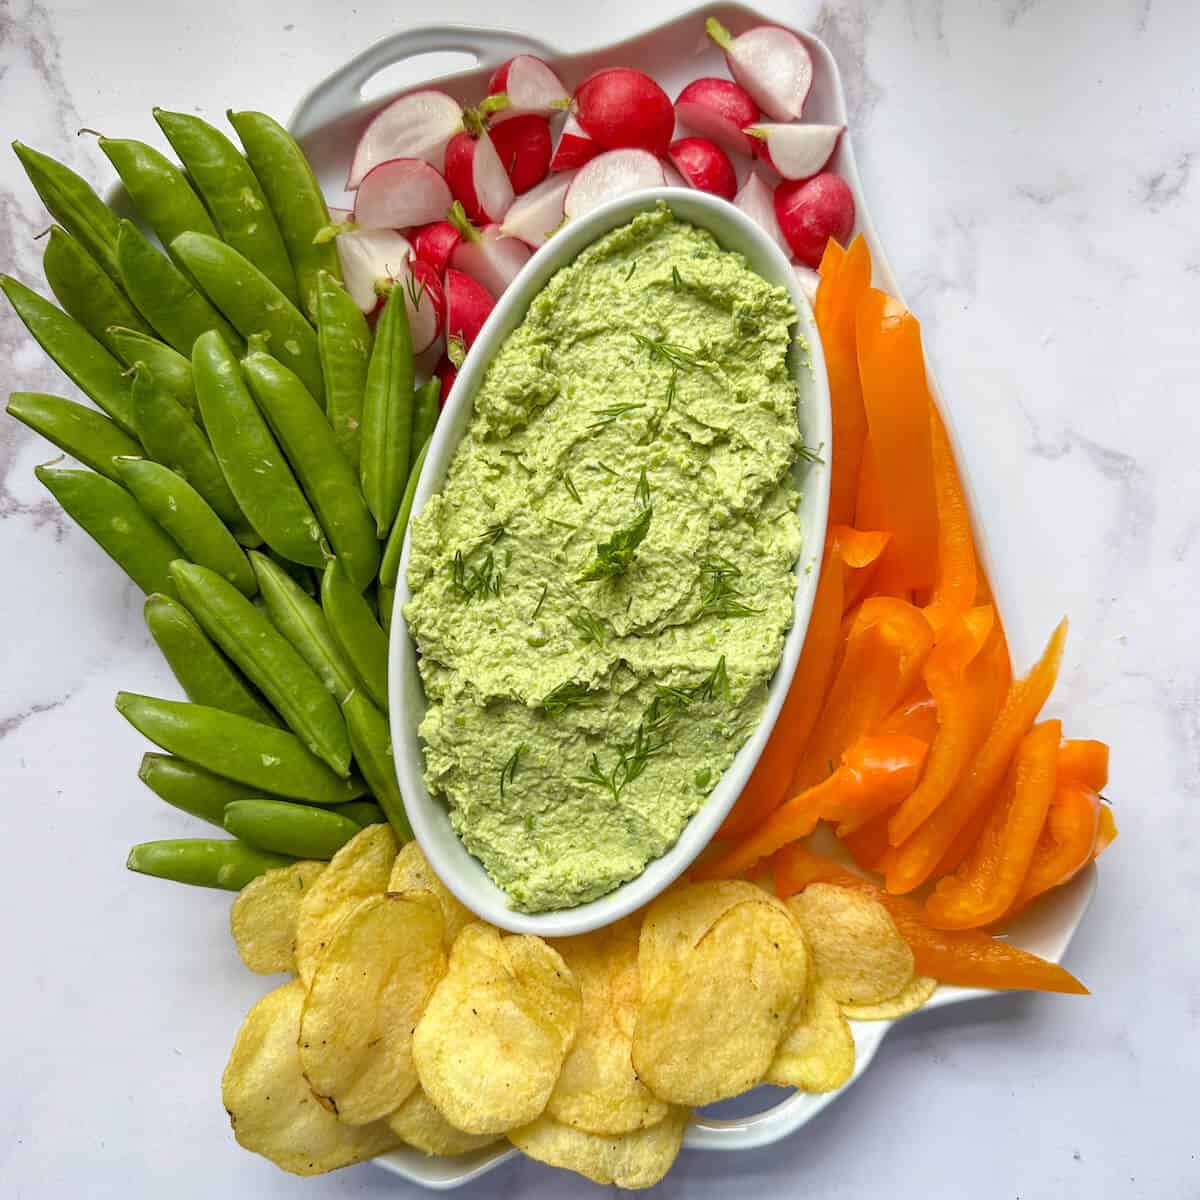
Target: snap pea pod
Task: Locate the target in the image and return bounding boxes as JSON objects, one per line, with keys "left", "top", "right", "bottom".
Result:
{"left": 242, "top": 349, "right": 379, "bottom": 591}
{"left": 116, "top": 219, "right": 242, "bottom": 357}
{"left": 98, "top": 136, "right": 219, "bottom": 257}
{"left": 42, "top": 225, "right": 153, "bottom": 354}
{"left": 321, "top": 560, "right": 389, "bottom": 710}
{"left": 115, "top": 692, "right": 366, "bottom": 803}
{"left": 380, "top": 436, "right": 430, "bottom": 590}
{"left": 342, "top": 689, "right": 412, "bottom": 841}
{"left": 35, "top": 466, "right": 182, "bottom": 596}
{"left": 1, "top": 274, "right": 137, "bottom": 437}
{"left": 12, "top": 142, "right": 122, "bottom": 285}
{"left": 360, "top": 283, "right": 414, "bottom": 536}
{"left": 115, "top": 457, "right": 256, "bottom": 595}
{"left": 223, "top": 798, "right": 362, "bottom": 860}
{"left": 191, "top": 330, "right": 325, "bottom": 566}
{"left": 106, "top": 327, "right": 199, "bottom": 419}
{"left": 138, "top": 752, "right": 260, "bottom": 827}
{"left": 7, "top": 392, "right": 139, "bottom": 481}
{"left": 335, "top": 800, "right": 386, "bottom": 828}
{"left": 144, "top": 593, "right": 278, "bottom": 724}
{"left": 152, "top": 109, "right": 299, "bottom": 305}
{"left": 410, "top": 377, "right": 440, "bottom": 472}
{"left": 126, "top": 837, "right": 292, "bottom": 890}
{"left": 266, "top": 549, "right": 317, "bottom": 597}
{"left": 250, "top": 551, "right": 357, "bottom": 702}
{"left": 378, "top": 583, "right": 395, "bottom": 636}
{"left": 173, "top": 233, "right": 324, "bottom": 406}
{"left": 316, "top": 270, "right": 371, "bottom": 465}
{"left": 169, "top": 560, "right": 351, "bottom": 776}
{"left": 227, "top": 111, "right": 340, "bottom": 323}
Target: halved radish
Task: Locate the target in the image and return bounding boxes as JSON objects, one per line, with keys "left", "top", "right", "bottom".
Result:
{"left": 403, "top": 258, "right": 445, "bottom": 353}
{"left": 444, "top": 125, "right": 515, "bottom": 224}
{"left": 445, "top": 268, "right": 496, "bottom": 352}
{"left": 335, "top": 228, "right": 413, "bottom": 313}
{"left": 326, "top": 205, "right": 352, "bottom": 223}
{"left": 563, "top": 149, "right": 666, "bottom": 220}
{"left": 411, "top": 220, "right": 461, "bottom": 277}
{"left": 706, "top": 18, "right": 813, "bottom": 122}
{"left": 662, "top": 161, "right": 688, "bottom": 189}
{"left": 793, "top": 264, "right": 820, "bottom": 305}
{"left": 751, "top": 123, "right": 843, "bottom": 180}
{"left": 348, "top": 90, "right": 463, "bottom": 188}
{"left": 500, "top": 172, "right": 573, "bottom": 248}
{"left": 674, "top": 77, "right": 759, "bottom": 157}
{"left": 487, "top": 55, "right": 570, "bottom": 119}
{"left": 353, "top": 159, "right": 453, "bottom": 230}
{"left": 667, "top": 137, "right": 737, "bottom": 199}
{"left": 448, "top": 206, "right": 532, "bottom": 298}
{"left": 435, "top": 355, "right": 457, "bottom": 405}
{"left": 734, "top": 171, "right": 789, "bottom": 257}
{"left": 488, "top": 113, "right": 552, "bottom": 194}
{"left": 573, "top": 68, "right": 675, "bottom": 157}
{"left": 774, "top": 172, "right": 855, "bottom": 267}
{"left": 550, "top": 113, "right": 598, "bottom": 172}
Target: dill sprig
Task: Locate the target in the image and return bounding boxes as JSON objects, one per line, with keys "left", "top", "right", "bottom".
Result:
{"left": 631, "top": 331, "right": 707, "bottom": 370}
{"left": 562, "top": 472, "right": 581, "bottom": 504}
{"left": 592, "top": 461, "right": 618, "bottom": 478}
{"left": 450, "top": 548, "right": 502, "bottom": 600}
{"left": 796, "top": 442, "right": 825, "bottom": 465}
{"left": 698, "top": 556, "right": 760, "bottom": 618}
{"left": 671, "top": 265, "right": 683, "bottom": 291}
{"left": 579, "top": 506, "right": 653, "bottom": 582}
{"left": 545, "top": 516, "right": 579, "bottom": 532}
{"left": 588, "top": 402, "right": 643, "bottom": 434}
{"left": 476, "top": 522, "right": 506, "bottom": 544}
{"left": 567, "top": 609, "right": 608, "bottom": 646}
{"left": 634, "top": 466, "right": 651, "bottom": 508}
{"left": 542, "top": 680, "right": 600, "bottom": 716}
{"left": 499, "top": 745, "right": 526, "bottom": 797}
{"left": 531, "top": 582, "right": 549, "bottom": 618}
{"left": 624, "top": 260, "right": 637, "bottom": 281}
{"left": 404, "top": 270, "right": 428, "bottom": 312}
{"left": 693, "top": 655, "right": 731, "bottom": 703}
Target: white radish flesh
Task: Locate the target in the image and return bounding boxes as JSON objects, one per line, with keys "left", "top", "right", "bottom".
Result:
{"left": 706, "top": 19, "right": 813, "bottom": 122}
{"left": 752, "top": 123, "right": 843, "bottom": 180}
{"left": 500, "top": 173, "right": 574, "bottom": 247}
{"left": 489, "top": 55, "right": 570, "bottom": 119}
{"left": 451, "top": 226, "right": 532, "bottom": 297}
{"left": 401, "top": 258, "right": 444, "bottom": 353}
{"left": 734, "top": 171, "right": 790, "bottom": 258}
{"left": 563, "top": 149, "right": 666, "bottom": 220}
{"left": 550, "top": 113, "right": 598, "bottom": 172}
{"left": 353, "top": 159, "right": 453, "bottom": 230}
{"left": 335, "top": 228, "right": 413, "bottom": 313}
{"left": 347, "top": 90, "right": 463, "bottom": 188}
{"left": 472, "top": 130, "right": 516, "bottom": 223}
{"left": 793, "top": 264, "right": 820, "bottom": 305}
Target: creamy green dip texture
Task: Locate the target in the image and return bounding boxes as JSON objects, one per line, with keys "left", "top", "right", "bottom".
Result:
{"left": 405, "top": 206, "right": 805, "bottom": 912}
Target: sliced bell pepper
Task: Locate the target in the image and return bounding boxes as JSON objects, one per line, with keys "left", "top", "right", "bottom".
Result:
{"left": 855, "top": 435, "right": 886, "bottom": 531}
{"left": 772, "top": 843, "right": 1088, "bottom": 995}
{"left": 1057, "top": 738, "right": 1109, "bottom": 792}
{"left": 1094, "top": 804, "right": 1118, "bottom": 854}
{"left": 884, "top": 619, "right": 1066, "bottom": 894}
{"left": 925, "top": 408, "right": 978, "bottom": 620}
{"left": 925, "top": 719, "right": 1062, "bottom": 929}
{"left": 831, "top": 523, "right": 891, "bottom": 611}
{"left": 697, "top": 734, "right": 927, "bottom": 881}
{"left": 878, "top": 689, "right": 939, "bottom": 743}
{"left": 842, "top": 810, "right": 893, "bottom": 870}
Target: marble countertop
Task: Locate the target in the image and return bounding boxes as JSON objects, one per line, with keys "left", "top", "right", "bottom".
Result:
{"left": 1, "top": 1, "right": 1194, "bottom": 1197}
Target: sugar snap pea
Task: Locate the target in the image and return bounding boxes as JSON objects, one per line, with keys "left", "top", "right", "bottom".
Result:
{"left": 36, "top": 466, "right": 181, "bottom": 596}
{"left": 116, "top": 219, "right": 242, "bottom": 356}
{"left": 321, "top": 559, "right": 389, "bottom": 710}
{"left": 242, "top": 349, "right": 379, "bottom": 591}
{"left": 342, "top": 689, "right": 412, "bottom": 841}
{"left": 266, "top": 548, "right": 317, "bottom": 597}
{"left": 138, "top": 752, "right": 260, "bottom": 827}
{"left": 116, "top": 457, "right": 256, "bottom": 595}
{"left": 250, "top": 551, "right": 357, "bottom": 702}
{"left": 152, "top": 109, "right": 299, "bottom": 305}
{"left": 223, "top": 798, "right": 362, "bottom": 860}
{"left": 115, "top": 692, "right": 365, "bottom": 803}
{"left": 169, "top": 560, "right": 351, "bottom": 776}
{"left": 43, "top": 225, "right": 153, "bottom": 354}
{"left": 126, "top": 837, "right": 292, "bottom": 890}
{"left": 7, "top": 392, "right": 139, "bottom": 482}
{"left": 191, "top": 330, "right": 324, "bottom": 565}
{"left": 1, "top": 274, "right": 137, "bottom": 437}
{"left": 144, "top": 593, "right": 279, "bottom": 724}
{"left": 173, "top": 233, "right": 324, "bottom": 406}
{"left": 410, "top": 377, "right": 440, "bottom": 472}
{"left": 106, "top": 327, "right": 199, "bottom": 419}
{"left": 380, "top": 436, "right": 430, "bottom": 591}
{"left": 316, "top": 270, "right": 371, "bottom": 465}
{"left": 227, "top": 111, "right": 340, "bottom": 322}
{"left": 335, "top": 799, "right": 386, "bottom": 828}
{"left": 12, "top": 141, "right": 122, "bottom": 284}
{"left": 378, "top": 583, "right": 395, "bottom": 636}
{"left": 360, "top": 283, "right": 414, "bottom": 536}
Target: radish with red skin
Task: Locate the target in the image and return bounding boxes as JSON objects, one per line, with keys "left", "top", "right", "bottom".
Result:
{"left": 500, "top": 172, "right": 573, "bottom": 248}
{"left": 405, "top": 259, "right": 445, "bottom": 352}
{"left": 353, "top": 158, "right": 453, "bottom": 230}
{"left": 348, "top": 90, "right": 463, "bottom": 188}
{"left": 444, "top": 268, "right": 495, "bottom": 352}
{"left": 774, "top": 172, "right": 855, "bottom": 268}
{"left": 447, "top": 201, "right": 532, "bottom": 298}
{"left": 674, "top": 77, "right": 759, "bottom": 157}
{"left": 793, "top": 264, "right": 820, "bottom": 305}
{"left": 488, "top": 113, "right": 552, "bottom": 194}
{"left": 411, "top": 220, "right": 461, "bottom": 277}
{"left": 444, "top": 120, "right": 515, "bottom": 225}
{"left": 563, "top": 149, "right": 666, "bottom": 221}
{"left": 750, "top": 123, "right": 843, "bottom": 180}
{"left": 706, "top": 18, "right": 813, "bottom": 122}
{"left": 666, "top": 137, "right": 737, "bottom": 200}
{"left": 550, "top": 113, "right": 598, "bottom": 172}
{"left": 435, "top": 355, "right": 457, "bottom": 405}
{"left": 734, "top": 171, "right": 789, "bottom": 258}
{"left": 334, "top": 228, "right": 413, "bottom": 313}
{"left": 662, "top": 161, "right": 688, "bottom": 189}
{"left": 487, "top": 55, "right": 570, "bottom": 119}
{"left": 573, "top": 68, "right": 675, "bottom": 157}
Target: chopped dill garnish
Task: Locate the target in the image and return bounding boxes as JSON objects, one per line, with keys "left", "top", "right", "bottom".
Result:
{"left": 671, "top": 265, "right": 683, "bottom": 291}
{"left": 631, "top": 330, "right": 706, "bottom": 370}
{"left": 592, "top": 461, "right": 619, "bottom": 478}
{"left": 796, "top": 442, "right": 826, "bottom": 465}
{"left": 499, "top": 745, "right": 526, "bottom": 797}
{"left": 450, "top": 548, "right": 502, "bottom": 600}
{"left": 476, "top": 522, "right": 506, "bottom": 544}
{"left": 566, "top": 609, "right": 608, "bottom": 646}
{"left": 625, "top": 260, "right": 637, "bottom": 280}
{"left": 634, "top": 466, "right": 651, "bottom": 508}
{"left": 545, "top": 516, "right": 579, "bottom": 532}
{"left": 531, "top": 582, "right": 549, "bottom": 618}
{"left": 588, "top": 402, "right": 643, "bottom": 434}
{"left": 562, "top": 472, "right": 582, "bottom": 504}
{"left": 542, "top": 680, "right": 600, "bottom": 716}
{"left": 693, "top": 655, "right": 731, "bottom": 703}
{"left": 698, "top": 556, "right": 760, "bottom": 618}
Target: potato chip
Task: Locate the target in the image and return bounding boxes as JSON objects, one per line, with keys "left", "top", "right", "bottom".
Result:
{"left": 548, "top": 917, "right": 668, "bottom": 1135}
{"left": 299, "top": 892, "right": 445, "bottom": 1125}
{"left": 413, "top": 923, "right": 580, "bottom": 1135}
{"left": 632, "top": 899, "right": 808, "bottom": 1106}
{"left": 231, "top": 861, "right": 327, "bottom": 975}
{"left": 387, "top": 841, "right": 474, "bottom": 949}
{"left": 386, "top": 1085, "right": 500, "bottom": 1157}
{"left": 787, "top": 884, "right": 915, "bottom": 1005}
{"left": 221, "top": 980, "right": 401, "bottom": 1175}
{"left": 765, "top": 982, "right": 855, "bottom": 1093}
{"left": 842, "top": 975, "right": 937, "bottom": 1021}
{"left": 294, "top": 823, "right": 397, "bottom": 985}
{"left": 509, "top": 1105, "right": 689, "bottom": 1189}
{"left": 504, "top": 934, "right": 581, "bottom": 1056}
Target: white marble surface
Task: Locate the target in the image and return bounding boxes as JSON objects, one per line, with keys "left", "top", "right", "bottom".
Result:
{"left": 1, "top": 0, "right": 1195, "bottom": 1196}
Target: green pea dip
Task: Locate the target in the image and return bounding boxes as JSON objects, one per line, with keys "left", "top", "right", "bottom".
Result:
{"left": 405, "top": 205, "right": 806, "bottom": 912}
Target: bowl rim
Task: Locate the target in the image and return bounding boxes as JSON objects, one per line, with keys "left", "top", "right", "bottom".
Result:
{"left": 387, "top": 186, "right": 832, "bottom": 937}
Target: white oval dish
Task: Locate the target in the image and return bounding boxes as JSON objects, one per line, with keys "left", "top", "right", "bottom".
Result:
{"left": 387, "top": 186, "right": 832, "bottom": 938}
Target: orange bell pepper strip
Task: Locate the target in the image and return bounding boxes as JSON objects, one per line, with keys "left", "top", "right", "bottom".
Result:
{"left": 696, "top": 734, "right": 927, "bottom": 882}
{"left": 878, "top": 689, "right": 939, "bottom": 743}
{"left": 841, "top": 810, "right": 893, "bottom": 870}
{"left": 1057, "top": 738, "right": 1109, "bottom": 791}
{"left": 1094, "top": 805, "right": 1118, "bottom": 855}
{"left": 925, "top": 408, "right": 978, "bottom": 620}
{"left": 719, "top": 544, "right": 846, "bottom": 838}
{"left": 772, "top": 843, "right": 1088, "bottom": 995}
{"left": 855, "top": 290, "right": 939, "bottom": 593}
{"left": 884, "top": 619, "right": 1066, "bottom": 894}
{"left": 925, "top": 719, "right": 1062, "bottom": 929}
{"left": 831, "top": 524, "right": 890, "bottom": 611}
{"left": 854, "top": 435, "right": 886, "bottom": 532}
